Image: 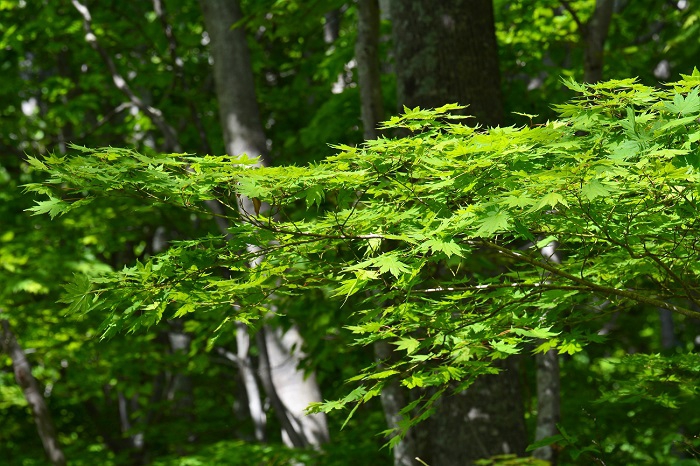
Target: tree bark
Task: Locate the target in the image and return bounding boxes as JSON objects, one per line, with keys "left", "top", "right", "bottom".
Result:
{"left": 355, "top": 0, "right": 384, "bottom": 140}
{"left": 1, "top": 318, "right": 67, "bottom": 466}
{"left": 413, "top": 359, "right": 526, "bottom": 465}
{"left": 355, "top": 3, "right": 416, "bottom": 463}
{"left": 533, "top": 242, "right": 562, "bottom": 463}
{"left": 583, "top": 0, "right": 614, "bottom": 83}
{"left": 199, "top": 0, "right": 329, "bottom": 447}
{"left": 389, "top": 1, "right": 526, "bottom": 463}
{"left": 390, "top": 0, "right": 503, "bottom": 126}
{"left": 562, "top": 0, "right": 615, "bottom": 83}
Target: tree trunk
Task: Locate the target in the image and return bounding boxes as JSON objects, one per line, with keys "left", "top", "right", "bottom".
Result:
{"left": 562, "top": 0, "right": 615, "bottom": 83}
{"left": 166, "top": 321, "right": 195, "bottom": 444}
{"left": 582, "top": 0, "right": 614, "bottom": 83}
{"left": 533, "top": 242, "right": 562, "bottom": 463}
{"left": 414, "top": 359, "right": 526, "bottom": 465}
{"left": 355, "top": 0, "right": 384, "bottom": 140}
{"left": 1, "top": 318, "right": 67, "bottom": 466}
{"left": 390, "top": 0, "right": 503, "bottom": 126}
{"left": 375, "top": 341, "right": 417, "bottom": 466}
{"left": 199, "top": 0, "right": 329, "bottom": 447}
{"left": 198, "top": 0, "right": 267, "bottom": 161}
{"left": 355, "top": 3, "right": 415, "bottom": 463}
{"left": 533, "top": 350, "right": 561, "bottom": 463}
{"left": 389, "top": 1, "right": 526, "bottom": 462}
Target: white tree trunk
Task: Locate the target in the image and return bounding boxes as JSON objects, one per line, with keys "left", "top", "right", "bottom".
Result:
{"left": 199, "top": 0, "right": 329, "bottom": 447}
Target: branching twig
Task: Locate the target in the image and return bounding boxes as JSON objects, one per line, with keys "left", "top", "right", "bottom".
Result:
{"left": 70, "top": 0, "right": 181, "bottom": 152}
{"left": 152, "top": 0, "right": 212, "bottom": 154}
{"left": 414, "top": 283, "right": 590, "bottom": 294}
{"left": 481, "top": 239, "right": 700, "bottom": 320}
{"left": 560, "top": 0, "right": 585, "bottom": 32}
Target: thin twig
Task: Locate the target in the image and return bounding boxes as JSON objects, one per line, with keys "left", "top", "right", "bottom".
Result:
{"left": 70, "top": 0, "right": 181, "bottom": 152}
{"left": 560, "top": 0, "right": 585, "bottom": 32}
{"left": 481, "top": 239, "right": 700, "bottom": 320}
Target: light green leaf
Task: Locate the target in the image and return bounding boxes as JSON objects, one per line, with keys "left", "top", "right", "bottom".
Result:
{"left": 375, "top": 253, "right": 411, "bottom": 278}
{"left": 367, "top": 369, "right": 399, "bottom": 380}
{"left": 581, "top": 179, "right": 611, "bottom": 201}
{"left": 532, "top": 192, "right": 568, "bottom": 211}
{"left": 421, "top": 238, "right": 463, "bottom": 257}
{"left": 26, "top": 197, "right": 70, "bottom": 219}
{"left": 393, "top": 337, "right": 420, "bottom": 355}
{"left": 663, "top": 88, "right": 700, "bottom": 116}
{"left": 512, "top": 327, "right": 559, "bottom": 339}
{"left": 476, "top": 210, "right": 511, "bottom": 236}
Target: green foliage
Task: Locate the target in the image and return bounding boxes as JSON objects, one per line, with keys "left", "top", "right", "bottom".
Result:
{"left": 27, "top": 75, "right": 700, "bottom": 461}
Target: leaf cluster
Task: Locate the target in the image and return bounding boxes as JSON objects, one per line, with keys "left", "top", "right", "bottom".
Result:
{"left": 27, "top": 72, "right": 700, "bottom": 436}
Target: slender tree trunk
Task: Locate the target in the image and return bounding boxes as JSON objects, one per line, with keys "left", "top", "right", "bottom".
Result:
{"left": 216, "top": 323, "right": 267, "bottom": 441}
{"left": 1, "top": 318, "right": 67, "bottom": 466}
{"left": 533, "top": 243, "right": 562, "bottom": 463}
{"left": 199, "top": 0, "right": 329, "bottom": 447}
{"left": 532, "top": 1, "right": 616, "bottom": 444}
{"left": 583, "top": 0, "right": 614, "bottom": 83}
{"left": 375, "top": 341, "right": 416, "bottom": 466}
{"left": 583, "top": 0, "right": 615, "bottom": 83}
{"left": 562, "top": 0, "right": 615, "bottom": 83}
{"left": 117, "top": 390, "right": 146, "bottom": 463}
{"left": 166, "top": 321, "right": 195, "bottom": 443}
{"left": 659, "top": 308, "right": 676, "bottom": 350}
{"left": 533, "top": 350, "right": 561, "bottom": 463}
{"left": 355, "top": 3, "right": 416, "bottom": 464}
{"left": 389, "top": 1, "right": 525, "bottom": 462}
{"left": 355, "top": 0, "right": 384, "bottom": 140}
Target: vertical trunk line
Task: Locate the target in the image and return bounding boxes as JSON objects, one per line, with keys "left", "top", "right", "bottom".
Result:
{"left": 199, "top": 0, "right": 330, "bottom": 447}
{"left": 356, "top": 0, "right": 385, "bottom": 140}
{"left": 1, "top": 318, "right": 67, "bottom": 466}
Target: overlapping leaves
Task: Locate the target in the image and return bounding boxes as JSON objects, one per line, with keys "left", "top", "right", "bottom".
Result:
{"left": 27, "top": 74, "right": 700, "bottom": 431}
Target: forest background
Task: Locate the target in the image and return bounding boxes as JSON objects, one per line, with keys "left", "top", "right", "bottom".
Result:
{"left": 1, "top": 1, "right": 700, "bottom": 465}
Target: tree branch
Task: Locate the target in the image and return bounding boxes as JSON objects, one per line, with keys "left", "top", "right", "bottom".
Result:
{"left": 70, "top": 0, "right": 181, "bottom": 152}
{"left": 480, "top": 240, "right": 700, "bottom": 320}
{"left": 413, "top": 283, "right": 591, "bottom": 294}
{"left": 152, "top": 0, "right": 212, "bottom": 154}
{"left": 560, "top": 0, "right": 585, "bottom": 33}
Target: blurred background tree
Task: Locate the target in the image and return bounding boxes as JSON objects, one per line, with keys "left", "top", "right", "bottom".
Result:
{"left": 1, "top": 1, "right": 699, "bottom": 464}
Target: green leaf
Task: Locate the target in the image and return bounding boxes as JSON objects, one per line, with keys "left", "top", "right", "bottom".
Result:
{"left": 512, "top": 327, "right": 559, "bottom": 339}
{"left": 421, "top": 238, "right": 463, "bottom": 257}
{"left": 367, "top": 369, "right": 399, "bottom": 380}
{"left": 532, "top": 192, "right": 568, "bottom": 211}
{"left": 489, "top": 340, "right": 521, "bottom": 355}
{"left": 663, "top": 88, "right": 700, "bottom": 116}
{"left": 374, "top": 253, "right": 411, "bottom": 278}
{"left": 535, "top": 235, "right": 558, "bottom": 249}
{"left": 581, "top": 179, "right": 611, "bottom": 201}
{"left": 60, "top": 274, "right": 95, "bottom": 315}
{"left": 304, "top": 185, "right": 324, "bottom": 209}
{"left": 476, "top": 210, "right": 511, "bottom": 236}
{"left": 26, "top": 197, "right": 70, "bottom": 219}
{"left": 526, "top": 434, "right": 565, "bottom": 452}
{"left": 393, "top": 337, "right": 421, "bottom": 355}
